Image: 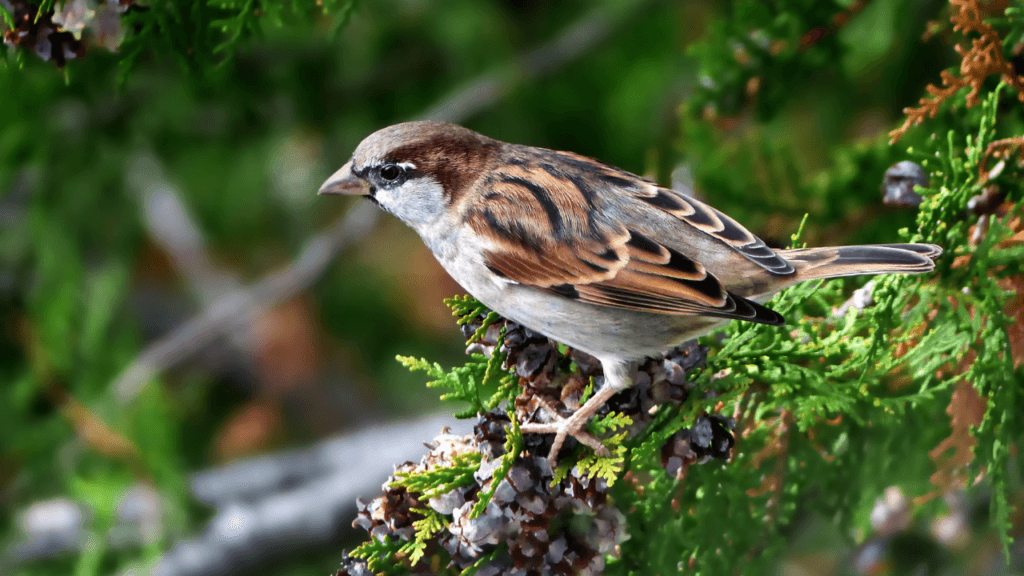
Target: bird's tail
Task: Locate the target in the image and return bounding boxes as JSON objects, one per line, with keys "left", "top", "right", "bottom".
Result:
{"left": 777, "top": 243, "right": 942, "bottom": 281}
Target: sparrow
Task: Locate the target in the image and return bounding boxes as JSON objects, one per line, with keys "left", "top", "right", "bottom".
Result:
{"left": 319, "top": 121, "right": 942, "bottom": 462}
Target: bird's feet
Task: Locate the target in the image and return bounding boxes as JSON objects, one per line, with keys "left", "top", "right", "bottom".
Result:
{"left": 520, "top": 396, "right": 610, "bottom": 465}
{"left": 520, "top": 360, "right": 635, "bottom": 466}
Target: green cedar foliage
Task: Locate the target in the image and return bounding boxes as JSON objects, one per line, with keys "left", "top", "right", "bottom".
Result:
{"left": 380, "top": 2, "right": 1024, "bottom": 575}
{"left": 2, "top": 0, "right": 1023, "bottom": 575}
{"left": 0, "top": 0, "right": 357, "bottom": 79}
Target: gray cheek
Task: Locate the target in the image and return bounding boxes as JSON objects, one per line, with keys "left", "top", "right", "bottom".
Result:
{"left": 374, "top": 178, "right": 448, "bottom": 230}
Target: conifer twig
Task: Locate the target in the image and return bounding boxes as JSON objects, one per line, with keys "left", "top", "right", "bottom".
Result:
{"left": 890, "top": 0, "right": 1024, "bottom": 143}
{"left": 979, "top": 136, "right": 1024, "bottom": 182}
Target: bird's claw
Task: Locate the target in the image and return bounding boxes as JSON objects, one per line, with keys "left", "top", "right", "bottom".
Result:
{"left": 520, "top": 413, "right": 609, "bottom": 467}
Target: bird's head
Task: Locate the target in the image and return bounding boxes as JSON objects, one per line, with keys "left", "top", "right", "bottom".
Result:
{"left": 319, "top": 121, "right": 499, "bottom": 230}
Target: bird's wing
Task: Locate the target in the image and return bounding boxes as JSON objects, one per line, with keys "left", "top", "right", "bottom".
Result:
{"left": 629, "top": 183, "right": 794, "bottom": 275}
{"left": 544, "top": 150, "right": 794, "bottom": 275}
{"left": 463, "top": 150, "right": 785, "bottom": 325}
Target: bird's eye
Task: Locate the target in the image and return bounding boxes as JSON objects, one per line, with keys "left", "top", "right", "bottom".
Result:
{"left": 380, "top": 165, "right": 401, "bottom": 181}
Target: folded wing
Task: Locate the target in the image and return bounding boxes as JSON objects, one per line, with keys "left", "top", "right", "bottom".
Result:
{"left": 464, "top": 148, "right": 787, "bottom": 326}
{"left": 468, "top": 175, "right": 785, "bottom": 325}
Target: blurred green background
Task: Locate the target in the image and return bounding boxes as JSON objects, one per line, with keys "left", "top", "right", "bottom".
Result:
{"left": 3, "top": 0, "right": 1016, "bottom": 574}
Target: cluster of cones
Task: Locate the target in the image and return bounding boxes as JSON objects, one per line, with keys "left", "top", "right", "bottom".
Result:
{"left": 337, "top": 314, "right": 735, "bottom": 575}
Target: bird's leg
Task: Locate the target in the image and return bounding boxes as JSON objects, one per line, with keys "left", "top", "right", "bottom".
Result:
{"left": 520, "top": 359, "right": 635, "bottom": 464}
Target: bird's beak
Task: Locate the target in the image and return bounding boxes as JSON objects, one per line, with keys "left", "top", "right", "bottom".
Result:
{"left": 318, "top": 160, "right": 369, "bottom": 196}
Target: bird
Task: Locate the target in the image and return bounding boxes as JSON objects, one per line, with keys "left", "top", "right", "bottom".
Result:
{"left": 319, "top": 120, "right": 942, "bottom": 463}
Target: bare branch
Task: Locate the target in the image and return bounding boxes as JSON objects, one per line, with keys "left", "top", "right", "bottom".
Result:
{"left": 421, "top": 0, "right": 660, "bottom": 122}
{"left": 4, "top": 415, "right": 473, "bottom": 574}
{"left": 114, "top": 201, "right": 378, "bottom": 402}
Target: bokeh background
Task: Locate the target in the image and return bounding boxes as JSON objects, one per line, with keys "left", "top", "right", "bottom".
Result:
{"left": 2, "top": 0, "right": 1019, "bottom": 575}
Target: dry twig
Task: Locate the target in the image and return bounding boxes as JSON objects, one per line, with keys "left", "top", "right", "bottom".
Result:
{"left": 420, "top": 0, "right": 662, "bottom": 122}
{"left": 890, "top": 0, "right": 1024, "bottom": 143}
{"left": 979, "top": 136, "right": 1024, "bottom": 182}
{"left": 113, "top": 201, "right": 378, "bottom": 402}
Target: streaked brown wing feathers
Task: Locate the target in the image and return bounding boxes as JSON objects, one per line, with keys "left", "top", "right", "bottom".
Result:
{"left": 482, "top": 231, "right": 630, "bottom": 287}
{"left": 469, "top": 146, "right": 785, "bottom": 326}
{"left": 634, "top": 187, "right": 795, "bottom": 275}
{"left": 480, "top": 225, "right": 782, "bottom": 325}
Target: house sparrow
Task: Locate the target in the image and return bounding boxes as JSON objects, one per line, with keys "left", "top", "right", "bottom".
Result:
{"left": 319, "top": 121, "right": 942, "bottom": 462}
